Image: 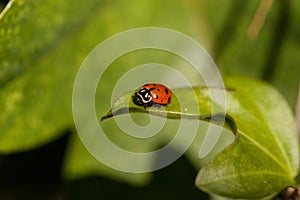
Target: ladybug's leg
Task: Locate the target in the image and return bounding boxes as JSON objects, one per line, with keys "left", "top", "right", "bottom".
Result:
{"left": 143, "top": 101, "right": 153, "bottom": 109}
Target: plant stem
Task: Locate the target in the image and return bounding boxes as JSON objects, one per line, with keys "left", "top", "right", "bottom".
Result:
{"left": 247, "top": 0, "right": 274, "bottom": 38}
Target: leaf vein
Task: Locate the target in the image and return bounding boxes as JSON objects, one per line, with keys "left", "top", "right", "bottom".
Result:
{"left": 239, "top": 131, "right": 289, "bottom": 174}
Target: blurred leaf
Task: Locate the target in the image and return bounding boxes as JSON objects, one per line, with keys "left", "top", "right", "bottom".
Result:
{"left": 0, "top": 0, "right": 205, "bottom": 153}
{"left": 0, "top": 0, "right": 106, "bottom": 152}
{"left": 271, "top": 0, "right": 300, "bottom": 111}
{"left": 196, "top": 77, "right": 299, "bottom": 199}
{"left": 63, "top": 130, "right": 152, "bottom": 186}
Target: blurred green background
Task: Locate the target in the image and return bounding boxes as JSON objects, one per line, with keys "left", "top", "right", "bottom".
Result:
{"left": 0, "top": 0, "right": 300, "bottom": 199}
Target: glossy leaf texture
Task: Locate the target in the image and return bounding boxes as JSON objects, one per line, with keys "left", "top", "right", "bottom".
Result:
{"left": 102, "top": 77, "right": 299, "bottom": 199}
{"left": 197, "top": 77, "right": 299, "bottom": 199}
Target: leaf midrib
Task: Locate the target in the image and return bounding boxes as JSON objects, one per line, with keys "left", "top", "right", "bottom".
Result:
{"left": 231, "top": 88, "right": 293, "bottom": 177}
{"left": 243, "top": 88, "right": 294, "bottom": 177}
{"left": 238, "top": 129, "right": 290, "bottom": 175}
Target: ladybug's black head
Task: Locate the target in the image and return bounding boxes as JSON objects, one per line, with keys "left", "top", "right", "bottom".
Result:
{"left": 133, "top": 88, "right": 153, "bottom": 107}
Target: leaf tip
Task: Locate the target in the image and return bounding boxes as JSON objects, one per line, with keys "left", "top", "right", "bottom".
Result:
{"left": 100, "top": 110, "right": 113, "bottom": 121}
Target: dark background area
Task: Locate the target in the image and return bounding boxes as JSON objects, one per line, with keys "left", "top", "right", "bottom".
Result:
{"left": 0, "top": 132, "right": 208, "bottom": 199}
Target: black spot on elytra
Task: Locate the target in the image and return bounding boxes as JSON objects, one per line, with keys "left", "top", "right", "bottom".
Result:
{"left": 149, "top": 87, "right": 155, "bottom": 91}
{"left": 165, "top": 88, "right": 168, "bottom": 95}
{"left": 157, "top": 89, "right": 160, "bottom": 92}
{"left": 144, "top": 84, "right": 149, "bottom": 86}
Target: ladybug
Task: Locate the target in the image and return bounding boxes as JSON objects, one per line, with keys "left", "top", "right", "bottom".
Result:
{"left": 133, "top": 83, "right": 172, "bottom": 108}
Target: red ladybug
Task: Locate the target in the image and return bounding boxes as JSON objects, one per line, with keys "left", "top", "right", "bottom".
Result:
{"left": 133, "top": 83, "right": 172, "bottom": 108}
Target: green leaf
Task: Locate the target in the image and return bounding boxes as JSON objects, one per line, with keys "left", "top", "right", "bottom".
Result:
{"left": 63, "top": 130, "right": 152, "bottom": 186}
{"left": 196, "top": 77, "right": 299, "bottom": 199}
{"left": 0, "top": 0, "right": 114, "bottom": 152}
{"left": 101, "top": 86, "right": 236, "bottom": 132}
{"left": 102, "top": 77, "right": 299, "bottom": 199}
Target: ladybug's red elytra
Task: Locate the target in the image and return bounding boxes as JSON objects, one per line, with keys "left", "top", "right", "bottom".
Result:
{"left": 133, "top": 83, "right": 172, "bottom": 108}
